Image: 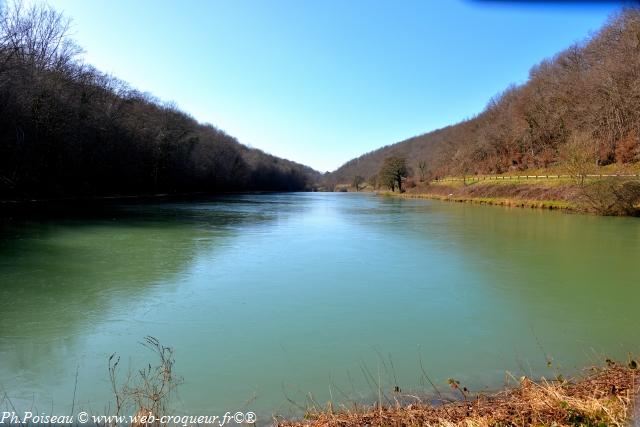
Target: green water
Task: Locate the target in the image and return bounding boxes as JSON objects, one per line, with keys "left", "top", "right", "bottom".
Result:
{"left": 1, "top": 193, "right": 639, "bottom": 420}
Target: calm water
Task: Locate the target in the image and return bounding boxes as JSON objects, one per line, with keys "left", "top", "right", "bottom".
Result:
{"left": 1, "top": 193, "right": 639, "bottom": 420}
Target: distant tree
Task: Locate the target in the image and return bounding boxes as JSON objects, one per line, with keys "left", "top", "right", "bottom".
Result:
{"left": 322, "top": 172, "right": 336, "bottom": 192}
{"left": 379, "top": 157, "right": 408, "bottom": 192}
{"left": 0, "top": 1, "right": 320, "bottom": 200}
{"left": 369, "top": 174, "right": 378, "bottom": 190}
{"left": 561, "top": 131, "right": 597, "bottom": 186}
{"left": 453, "top": 149, "right": 473, "bottom": 186}
{"left": 325, "top": 9, "right": 640, "bottom": 185}
{"left": 417, "top": 160, "right": 428, "bottom": 182}
{"left": 352, "top": 175, "right": 364, "bottom": 191}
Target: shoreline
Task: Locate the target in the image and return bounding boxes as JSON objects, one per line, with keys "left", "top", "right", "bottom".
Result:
{"left": 278, "top": 362, "right": 638, "bottom": 426}
{"left": 367, "top": 175, "right": 640, "bottom": 216}
{"left": 0, "top": 191, "right": 309, "bottom": 220}
{"left": 379, "top": 191, "right": 577, "bottom": 212}
{"left": 0, "top": 190, "right": 302, "bottom": 205}
{"left": 381, "top": 190, "right": 575, "bottom": 210}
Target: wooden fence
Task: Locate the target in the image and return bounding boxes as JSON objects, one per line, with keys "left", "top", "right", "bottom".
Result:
{"left": 434, "top": 174, "right": 640, "bottom": 182}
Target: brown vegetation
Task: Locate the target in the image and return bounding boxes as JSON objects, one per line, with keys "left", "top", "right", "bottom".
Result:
{"left": 108, "top": 336, "right": 180, "bottom": 426}
{"left": 279, "top": 363, "right": 638, "bottom": 427}
{"left": 0, "top": 2, "right": 319, "bottom": 201}
{"left": 393, "top": 180, "right": 578, "bottom": 211}
{"left": 580, "top": 178, "right": 640, "bottom": 215}
{"left": 329, "top": 8, "right": 640, "bottom": 189}
{"left": 392, "top": 177, "right": 640, "bottom": 215}
{"left": 352, "top": 175, "right": 365, "bottom": 192}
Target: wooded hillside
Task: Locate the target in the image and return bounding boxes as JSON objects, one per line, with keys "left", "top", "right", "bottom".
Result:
{"left": 329, "top": 8, "right": 640, "bottom": 187}
{"left": 0, "top": 2, "right": 320, "bottom": 201}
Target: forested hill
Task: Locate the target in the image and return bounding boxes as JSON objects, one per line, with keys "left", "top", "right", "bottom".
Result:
{"left": 328, "top": 8, "right": 640, "bottom": 187}
{"left": 0, "top": 3, "right": 320, "bottom": 201}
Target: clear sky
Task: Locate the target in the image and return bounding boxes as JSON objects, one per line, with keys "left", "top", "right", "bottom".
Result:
{"left": 48, "top": 0, "right": 621, "bottom": 172}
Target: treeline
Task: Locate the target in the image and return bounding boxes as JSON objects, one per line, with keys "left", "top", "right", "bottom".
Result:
{"left": 329, "top": 8, "right": 640, "bottom": 186}
{"left": 0, "top": 2, "right": 319, "bottom": 201}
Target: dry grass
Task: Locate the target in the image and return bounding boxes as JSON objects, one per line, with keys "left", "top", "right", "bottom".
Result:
{"left": 388, "top": 191, "right": 575, "bottom": 211}
{"left": 277, "top": 363, "right": 638, "bottom": 427}
{"left": 388, "top": 178, "right": 640, "bottom": 215}
{"left": 407, "top": 181, "right": 581, "bottom": 202}
{"left": 108, "top": 336, "right": 181, "bottom": 426}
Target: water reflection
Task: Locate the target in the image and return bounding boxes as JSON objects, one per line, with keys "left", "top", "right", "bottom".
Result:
{"left": 1, "top": 193, "right": 639, "bottom": 419}
{"left": 0, "top": 195, "right": 311, "bottom": 412}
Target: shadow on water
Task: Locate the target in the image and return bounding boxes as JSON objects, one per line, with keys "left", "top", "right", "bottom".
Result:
{"left": 2, "top": 193, "right": 640, "bottom": 421}
{"left": 0, "top": 194, "right": 315, "bottom": 412}
{"left": 0, "top": 197, "right": 276, "bottom": 306}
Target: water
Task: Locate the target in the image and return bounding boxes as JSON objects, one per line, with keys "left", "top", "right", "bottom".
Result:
{"left": 1, "top": 193, "right": 639, "bottom": 420}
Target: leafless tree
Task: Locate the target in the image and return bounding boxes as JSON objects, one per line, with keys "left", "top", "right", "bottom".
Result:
{"left": 561, "top": 131, "right": 597, "bottom": 186}
{"left": 0, "top": 1, "right": 320, "bottom": 201}
{"left": 379, "top": 157, "right": 408, "bottom": 192}
{"left": 417, "top": 160, "right": 428, "bottom": 182}
{"left": 352, "top": 175, "right": 364, "bottom": 191}
{"left": 327, "top": 8, "right": 640, "bottom": 187}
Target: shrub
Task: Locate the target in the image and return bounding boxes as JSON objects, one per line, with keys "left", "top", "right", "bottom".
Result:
{"left": 561, "top": 132, "right": 597, "bottom": 186}
{"left": 615, "top": 133, "right": 639, "bottom": 164}
{"left": 580, "top": 179, "right": 640, "bottom": 215}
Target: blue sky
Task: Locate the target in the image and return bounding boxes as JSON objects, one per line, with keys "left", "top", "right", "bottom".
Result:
{"left": 49, "top": 0, "right": 620, "bottom": 172}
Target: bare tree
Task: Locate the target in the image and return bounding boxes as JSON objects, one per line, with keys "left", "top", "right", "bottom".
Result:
{"left": 561, "top": 131, "right": 597, "bottom": 186}
{"left": 352, "top": 175, "right": 364, "bottom": 191}
{"left": 417, "top": 160, "right": 428, "bottom": 182}
{"left": 0, "top": 1, "right": 320, "bottom": 201}
{"left": 0, "top": 0, "right": 82, "bottom": 72}
{"left": 325, "top": 9, "right": 640, "bottom": 189}
{"left": 379, "top": 157, "right": 408, "bottom": 192}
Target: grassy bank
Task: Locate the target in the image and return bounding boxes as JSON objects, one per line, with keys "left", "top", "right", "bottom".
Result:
{"left": 371, "top": 173, "right": 640, "bottom": 215}
{"left": 278, "top": 362, "right": 638, "bottom": 427}
{"left": 384, "top": 190, "right": 576, "bottom": 211}
{"left": 379, "top": 178, "right": 582, "bottom": 212}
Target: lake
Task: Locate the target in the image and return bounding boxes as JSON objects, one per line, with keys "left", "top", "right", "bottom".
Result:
{"left": 1, "top": 193, "right": 639, "bottom": 421}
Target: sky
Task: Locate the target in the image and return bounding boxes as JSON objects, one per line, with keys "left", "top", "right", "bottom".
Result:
{"left": 46, "top": 0, "right": 622, "bottom": 172}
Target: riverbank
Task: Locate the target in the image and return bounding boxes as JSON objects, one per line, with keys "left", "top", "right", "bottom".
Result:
{"left": 376, "top": 175, "right": 640, "bottom": 215}
{"left": 385, "top": 179, "right": 579, "bottom": 212}
{"left": 384, "top": 191, "right": 576, "bottom": 211}
{"left": 278, "top": 362, "right": 638, "bottom": 426}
